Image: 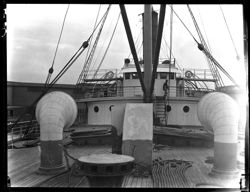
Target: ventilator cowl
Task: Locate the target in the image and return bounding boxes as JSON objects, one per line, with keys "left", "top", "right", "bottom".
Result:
{"left": 197, "top": 92, "right": 239, "bottom": 178}
{"left": 35, "top": 91, "right": 77, "bottom": 174}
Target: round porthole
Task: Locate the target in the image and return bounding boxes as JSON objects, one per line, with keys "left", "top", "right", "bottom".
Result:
{"left": 94, "top": 106, "right": 99, "bottom": 113}
{"left": 183, "top": 106, "right": 190, "bottom": 113}
{"left": 109, "top": 105, "right": 114, "bottom": 111}
{"left": 166, "top": 105, "right": 171, "bottom": 112}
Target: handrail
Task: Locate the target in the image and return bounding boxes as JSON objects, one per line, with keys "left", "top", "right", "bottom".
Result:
{"left": 79, "top": 85, "right": 214, "bottom": 99}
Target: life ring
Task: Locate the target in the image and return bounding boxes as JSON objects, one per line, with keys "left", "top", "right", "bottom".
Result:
{"left": 185, "top": 71, "right": 193, "bottom": 78}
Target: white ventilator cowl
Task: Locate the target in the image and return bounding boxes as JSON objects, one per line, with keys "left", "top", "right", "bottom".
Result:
{"left": 197, "top": 92, "right": 239, "bottom": 144}
{"left": 36, "top": 91, "right": 77, "bottom": 141}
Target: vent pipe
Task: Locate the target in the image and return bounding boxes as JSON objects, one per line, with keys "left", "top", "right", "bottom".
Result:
{"left": 197, "top": 92, "right": 239, "bottom": 178}
{"left": 35, "top": 91, "right": 77, "bottom": 174}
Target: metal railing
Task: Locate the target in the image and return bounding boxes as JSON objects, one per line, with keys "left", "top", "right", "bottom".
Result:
{"left": 79, "top": 85, "right": 214, "bottom": 99}
{"left": 85, "top": 68, "right": 123, "bottom": 79}
{"left": 179, "top": 68, "right": 214, "bottom": 79}
{"left": 7, "top": 120, "right": 40, "bottom": 142}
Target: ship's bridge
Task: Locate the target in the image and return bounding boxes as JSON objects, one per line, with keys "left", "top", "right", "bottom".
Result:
{"left": 121, "top": 58, "right": 180, "bottom": 97}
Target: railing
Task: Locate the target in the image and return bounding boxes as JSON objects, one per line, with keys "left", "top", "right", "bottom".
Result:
{"left": 85, "top": 68, "right": 123, "bottom": 79}
{"left": 178, "top": 68, "right": 214, "bottom": 80}
{"left": 122, "top": 57, "right": 176, "bottom": 67}
{"left": 7, "top": 120, "right": 40, "bottom": 142}
{"left": 79, "top": 85, "right": 214, "bottom": 99}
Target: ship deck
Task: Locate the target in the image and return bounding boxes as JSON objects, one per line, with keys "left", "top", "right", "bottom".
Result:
{"left": 8, "top": 134, "right": 245, "bottom": 189}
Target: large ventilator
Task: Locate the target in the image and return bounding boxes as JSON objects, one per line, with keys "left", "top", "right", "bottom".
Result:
{"left": 197, "top": 92, "right": 239, "bottom": 178}
{"left": 35, "top": 91, "right": 77, "bottom": 174}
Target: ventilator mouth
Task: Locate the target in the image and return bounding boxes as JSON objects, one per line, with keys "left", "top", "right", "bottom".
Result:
{"left": 197, "top": 92, "right": 239, "bottom": 178}
{"left": 35, "top": 91, "right": 77, "bottom": 174}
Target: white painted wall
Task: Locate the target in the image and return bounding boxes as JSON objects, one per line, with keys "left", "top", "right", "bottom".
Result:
{"left": 87, "top": 100, "right": 143, "bottom": 125}
{"left": 166, "top": 101, "right": 201, "bottom": 126}
{"left": 123, "top": 78, "right": 177, "bottom": 97}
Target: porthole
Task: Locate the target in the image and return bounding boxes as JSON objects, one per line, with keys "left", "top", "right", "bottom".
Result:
{"left": 183, "top": 106, "right": 190, "bottom": 113}
{"left": 94, "top": 106, "right": 99, "bottom": 113}
{"left": 166, "top": 105, "right": 171, "bottom": 112}
{"left": 109, "top": 105, "right": 114, "bottom": 111}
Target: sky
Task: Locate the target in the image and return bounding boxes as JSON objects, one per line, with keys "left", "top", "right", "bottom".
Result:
{"left": 6, "top": 4, "right": 246, "bottom": 88}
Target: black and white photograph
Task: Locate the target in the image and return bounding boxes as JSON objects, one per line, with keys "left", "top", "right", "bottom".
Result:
{"left": 5, "top": 3, "right": 249, "bottom": 189}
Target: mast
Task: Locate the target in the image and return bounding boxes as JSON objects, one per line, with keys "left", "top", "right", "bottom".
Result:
{"left": 143, "top": 5, "right": 153, "bottom": 103}
{"left": 120, "top": 4, "right": 165, "bottom": 103}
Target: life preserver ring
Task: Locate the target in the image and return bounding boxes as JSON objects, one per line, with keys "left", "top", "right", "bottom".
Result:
{"left": 185, "top": 71, "right": 193, "bottom": 78}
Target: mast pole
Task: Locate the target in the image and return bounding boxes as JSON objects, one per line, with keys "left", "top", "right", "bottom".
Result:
{"left": 143, "top": 4, "right": 153, "bottom": 103}
{"left": 150, "top": 5, "right": 166, "bottom": 96}
{"left": 119, "top": 4, "right": 146, "bottom": 95}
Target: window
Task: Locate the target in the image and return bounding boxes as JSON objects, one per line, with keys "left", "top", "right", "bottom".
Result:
{"left": 94, "top": 106, "right": 99, "bottom": 113}
{"left": 132, "top": 73, "right": 138, "bottom": 79}
{"left": 106, "top": 166, "right": 113, "bottom": 172}
{"left": 124, "top": 73, "right": 130, "bottom": 79}
{"left": 9, "top": 110, "right": 13, "bottom": 117}
{"left": 155, "top": 73, "right": 158, "bottom": 79}
{"left": 166, "top": 105, "right": 171, "bottom": 112}
{"left": 160, "top": 72, "right": 167, "bottom": 79}
{"left": 91, "top": 166, "right": 98, "bottom": 172}
{"left": 169, "top": 72, "right": 175, "bottom": 79}
{"left": 109, "top": 105, "right": 114, "bottom": 111}
{"left": 183, "top": 106, "right": 190, "bottom": 113}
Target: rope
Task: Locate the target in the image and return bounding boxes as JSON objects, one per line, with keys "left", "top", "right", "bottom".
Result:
{"left": 77, "top": 5, "right": 111, "bottom": 84}
{"left": 187, "top": 5, "right": 224, "bottom": 88}
{"left": 165, "top": 5, "right": 173, "bottom": 126}
{"left": 162, "top": 34, "right": 182, "bottom": 69}
{"left": 169, "top": 5, "right": 199, "bottom": 44}
{"left": 219, "top": 5, "right": 240, "bottom": 60}
{"left": 76, "top": 5, "right": 102, "bottom": 88}
{"left": 9, "top": 5, "right": 111, "bottom": 133}
{"left": 127, "top": 28, "right": 142, "bottom": 58}
{"left": 197, "top": 8, "right": 212, "bottom": 52}
{"left": 92, "top": 12, "right": 121, "bottom": 79}
{"left": 45, "top": 4, "right": 70, "bottom": 87}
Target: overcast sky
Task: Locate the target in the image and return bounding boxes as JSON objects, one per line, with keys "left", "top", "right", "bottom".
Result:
{"left": 6, "top": 4, "right": 246, "bottom": 88}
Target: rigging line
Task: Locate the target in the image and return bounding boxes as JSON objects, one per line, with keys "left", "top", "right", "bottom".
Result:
{"left": 187, "top": 5, "right": 224, "bottom": 87}
{"left": 219, "top": 5, "right": 240, "bottom": 60}
{"left": 50, "top": 46, "right": 86, "bottom": 85}
{"left": 137, "top": 41, "right": 143, "bottom": 59}
{"left": 76, "top": 5, "right": 110, "bottom": 84}
{"left": 165, "top": 4, "right": 173, "bottom": 126}
{"left": 90, "top": 14, "right": 115, "bottom": 72}
{"left": 83, "top": 5, "right": 102, "bottom": 77}
{"left": 52, "top": 4, "right": 70, "bottom": 69}
{"left": 127, "top": 28, "right": 142, "bottom": 58}
{"left": 82, "top": 5, "right": 112, "bottom": 80}
{"left": 86, "top": 4, "right": 111, "bottom": 42}
{"left": 45, "top": 4, "right": 70, "bottom": 87}
{"left": 93, "top": 13, "right": 121, "bottom": 79}
{"left": 84, "top": 5, "right": 101, "bottom": 67}
{"left": 8, "top": 42, "right": 88, "bottom": 132}
{"left": 197, "top": 8, "right": 212, "bottom": 52}
{"left": 201, "top": 47, "right": 238, "bottom": 86}
{"left": 168, "top": 5, "right": 199, "bottom": 44}
{"left": 162, "top": 34, "right": 182, "bottom": 69}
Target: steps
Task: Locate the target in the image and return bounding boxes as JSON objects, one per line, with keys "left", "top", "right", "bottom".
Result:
{"left": 154, "top": 97, "right": 166, "bottom": 126}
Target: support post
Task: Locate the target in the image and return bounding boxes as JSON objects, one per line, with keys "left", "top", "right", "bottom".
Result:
{"left": 143, "top": 4, "right": 153, "bottom": 103}
{"left": 150, "top": 4, "right": 166, "bottom": 96}
{"left": 119, "top": 4, "right": 146, "bottom": 95}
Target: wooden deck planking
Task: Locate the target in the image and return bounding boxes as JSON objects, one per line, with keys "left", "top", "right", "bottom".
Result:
{"left": 8, "top": 144, "right": 112, "bottom": 187}
{"left": 122, "top": 175, "right": 153, "bottom": 188}
{"left": 8, "top": 142, "right": 243, "bottom": 188}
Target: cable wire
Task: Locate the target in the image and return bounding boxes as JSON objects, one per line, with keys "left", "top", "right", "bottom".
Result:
{"left": 93, "top": 12, "right": 121, "bottom": 79}
{"left": 45, "top": 4, "right": 70, "bottom": 87}
{"left": 219, "top": 5, "right": 240, "bottom": 60}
